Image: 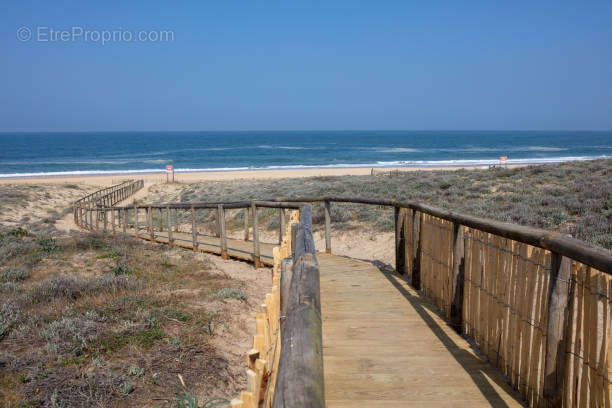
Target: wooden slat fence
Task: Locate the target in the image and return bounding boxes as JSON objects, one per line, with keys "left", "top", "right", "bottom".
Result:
{"left": 230, "top": 210, "right": 301, "bottom": 407}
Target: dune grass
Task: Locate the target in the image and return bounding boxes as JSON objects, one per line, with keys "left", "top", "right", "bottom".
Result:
{"left": 0, "top": 228, "right": 244, "bottom": 407}
{"left": 146, "top": 158, "right": 611, "bottom": 249}
{"left": 142, "top": 159, "right": 612, "bottom": 249}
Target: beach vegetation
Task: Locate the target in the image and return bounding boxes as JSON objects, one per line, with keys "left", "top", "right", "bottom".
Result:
{"left": 146, "top": 158, "right": 611, "bottom": 249}
{"left": 0, "top": 229, "right": 250, "bottom": 406}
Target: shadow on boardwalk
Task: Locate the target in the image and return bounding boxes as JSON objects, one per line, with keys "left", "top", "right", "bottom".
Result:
{"left": 354, "top": 255, "right": 526, "bottom": 407}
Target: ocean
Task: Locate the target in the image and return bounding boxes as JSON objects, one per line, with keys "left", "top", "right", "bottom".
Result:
{"left": 0, "top": 131, "right": 610, "bottom": 178}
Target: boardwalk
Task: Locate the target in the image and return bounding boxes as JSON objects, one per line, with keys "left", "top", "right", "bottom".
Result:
{"left": 318, "top": 253, "right": 524, "bottom": 407}
{"left": 126, "top": 227, "right": 276, "bottom": 266}
{"left": 127, "top": 226, "right": 524, "bottom": 407}
{"left": 76, "top": 183, "right": 612, "bottom": 407}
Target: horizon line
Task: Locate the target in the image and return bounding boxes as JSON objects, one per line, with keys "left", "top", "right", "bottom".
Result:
{"left": 1, "top": 129, "right": 611, "bottom": 134}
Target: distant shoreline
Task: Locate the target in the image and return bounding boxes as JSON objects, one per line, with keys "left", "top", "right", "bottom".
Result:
{"left": 0, "top": 163, "right": 531, "bottom": 185}
{"left": 3, "top": 154, "right": 610, "bottom": 180}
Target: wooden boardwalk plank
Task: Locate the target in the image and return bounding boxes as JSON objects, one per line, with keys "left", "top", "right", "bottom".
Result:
{"left": 318, "top": 253, "right": 525, "bottom": 407}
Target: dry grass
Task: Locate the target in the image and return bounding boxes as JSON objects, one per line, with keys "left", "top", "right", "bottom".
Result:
{"left": 0, "top": 229, "right": 257, "bottom": 407}
{"left": 0, "top": 183, "right": 96, "bottom": 236}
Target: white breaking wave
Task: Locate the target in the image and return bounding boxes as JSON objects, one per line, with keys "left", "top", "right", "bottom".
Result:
{"left": 256, "top": 145, "right": 311, "bottom": 150}
{"left": 369, "top": 146, "right": 569, "bottom": 153}
{"left": 374, "top": 147, "right": 422, "bottom": 153}
{"left": 523, "top": 146, "right": 567, "bottom": 152}
{"left": 0, "top": 155, "right": 608, "bottom": 178}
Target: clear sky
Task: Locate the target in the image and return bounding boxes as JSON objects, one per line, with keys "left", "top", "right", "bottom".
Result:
{"left": 1, "top": 1, "right": 611, "bottom": 132}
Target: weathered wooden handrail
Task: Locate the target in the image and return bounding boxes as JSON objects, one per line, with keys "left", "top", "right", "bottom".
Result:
{"left": 273, "top": 204, "right": 325, "bottom": 408}
{"left": 73, "top": 179, "right": 143, "bottom": 228}
{"left": 74, "top": 179, "right": 141, "bottom": 209}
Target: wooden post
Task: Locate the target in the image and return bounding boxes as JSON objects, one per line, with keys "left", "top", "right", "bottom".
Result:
{"left": 111, "top": 208, "right": 116, "bottom": 234}
{"left": 134, "top": 205, "right": 139, "bottom": 238}
{"left": 543, "top": 253, "right": 572, "bottom": 405}
{"left": 280, "top": 258, "right": 294, "bottom": 321}
{"left": 173, "top": 208, "right": 179, "bottom": 232}
{"left": 291, "top": 222, "right": 298, "bottom": 258}
{"left": 103, "top": 209, "right": 108, "bottom": 232}
{"left": 89, "top": 209, "right": 93, "bottom": 230}
{"left": 218, "top": 204, "right": 228, "bottom": 259}
{"left": 450, "top": 223, "right": 465, "bottom": 331}
{"left": 279, "top": 208, "right": 285, "bottom": 244}
{"left": 244, "top": 207, "right": 250, "bottom": 241}
{"left": 122, "top": 209, "right": 127, "bottom": 235}
{"left": 395, "top": 206, "right": 405, "bottom": 273}
{"left": 167, "top": 206, "right": 173, "bottom": 246}
{"left": 191, "top": 206, "right": 198, "bottom": 251}
{"left": 252, "top": 203, "right": 260, "bottom": 268}
{"left": 324, "top": 200, "right": 331, "bottom": 254}
{"left": 215, "top": 209, "right": 220, "bottom": 238}
{"left": 158, "top": 208, "right": 163, "bottom": 232}
{"left": 147, "top": 206, "right": 154, "bottom": 242}
{"left": 412, "top": 211, "right": 423, "bottom": 290}
{"left": 281, "top": 208, "right": 287, "bottom": 234}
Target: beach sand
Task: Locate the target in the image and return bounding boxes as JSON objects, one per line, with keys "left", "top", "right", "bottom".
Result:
{"left": 0, "top": 164, "right": 522, "bottom": 186}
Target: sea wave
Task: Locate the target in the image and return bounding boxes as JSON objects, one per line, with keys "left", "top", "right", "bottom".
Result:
{"left": 523, "top": 146, "right": 567, "bottom": 151}
{"left": 0, "top": 159, "right": 168, "bottom": 165}
{"left": 368, "top": 145, "right": 569, "bottom": 153}
{"left": 256, "top": 145, "right": 311, "bottom": 150}
{"left": 374, "top": 147, "right": 422, "bottom": 153}
{"left": 0, "top": 155, "right": 608, "bottom": 178}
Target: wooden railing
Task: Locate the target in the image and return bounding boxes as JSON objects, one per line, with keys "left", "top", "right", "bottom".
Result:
{"left": 73, "top": 179, "right": 144, "bottom": 229}
{"left": 74, "top": 179, "right": 143, "bottom": 209}
{"left": 74, "top": 184, "right": 612, "bottom": 408}
{"left": 75, "top": 191, "right": 302, "bottom": 268}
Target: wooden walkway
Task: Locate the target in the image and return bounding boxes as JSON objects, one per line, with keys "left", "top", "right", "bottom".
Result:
{"left": 126, "top": 227, "right": 524, "bottom": 406}
{"left": 318, "top": 253, "right": 525, "bottom": 407}
{"left": 125, "top": 227, "right": 276, "bottom": 266}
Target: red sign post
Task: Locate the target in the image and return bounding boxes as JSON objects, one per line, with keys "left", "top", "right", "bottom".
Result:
{"left": 166, "top": 165, "right": 174, "bottom": 183}
{"left": 499, "top": 156, "right": 508, "bottom": 167}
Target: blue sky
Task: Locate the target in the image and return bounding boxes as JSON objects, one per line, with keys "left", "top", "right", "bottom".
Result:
{"left": 1, "top": 1, "right": 611, "bottom": 131}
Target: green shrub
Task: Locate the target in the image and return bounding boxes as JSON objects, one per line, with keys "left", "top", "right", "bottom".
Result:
{"left": 0, "top": 267, "right": 30, "bottom": 283}
{"left": 212, "top": 287, "right": 247, "bottom": 303}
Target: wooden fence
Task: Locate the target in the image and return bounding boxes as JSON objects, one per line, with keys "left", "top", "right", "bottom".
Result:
{"left": 74, "top": 183, "right": 612, "bottom": 408}
{"left": 229, "top": 209, "right": 298, "bottom": 407}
